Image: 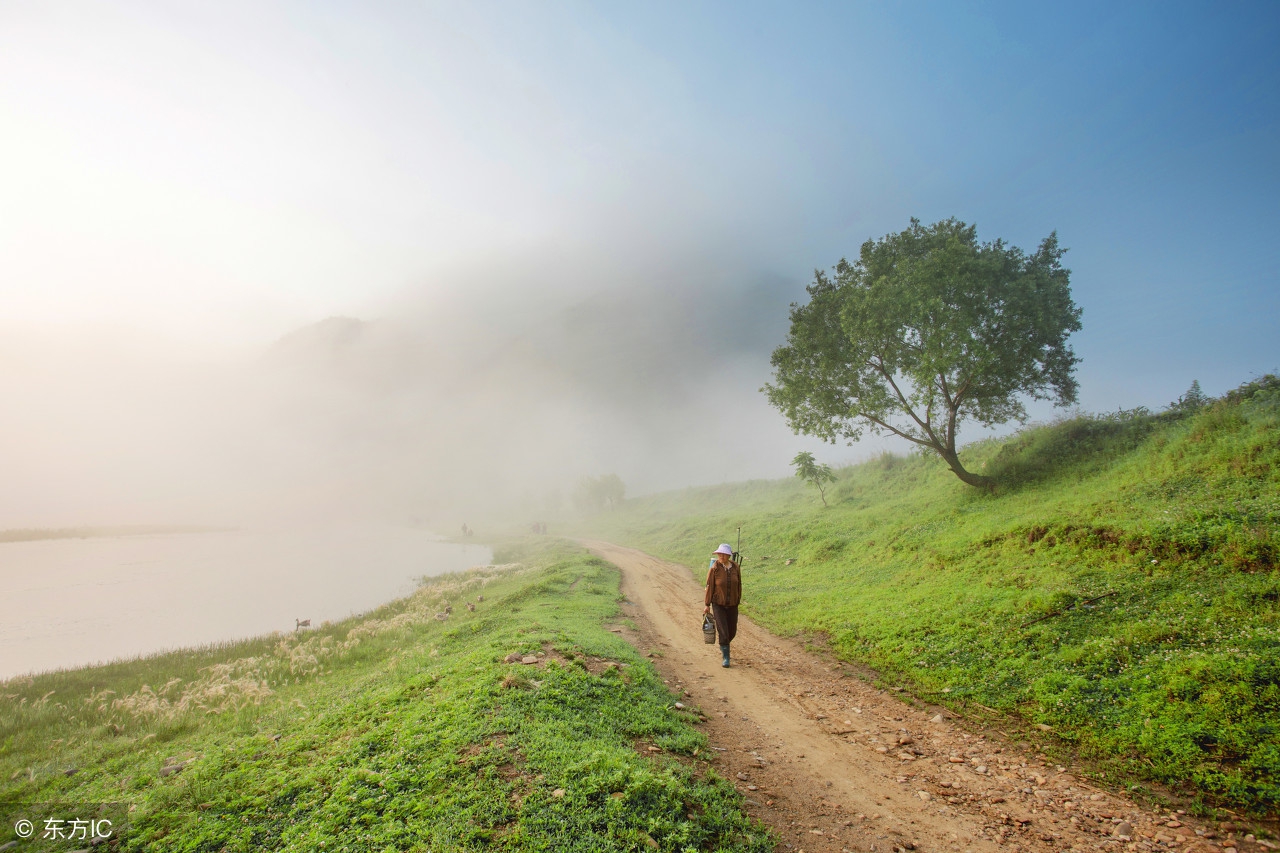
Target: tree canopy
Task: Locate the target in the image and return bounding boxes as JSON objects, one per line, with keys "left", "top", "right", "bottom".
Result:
{"left": 764, "top": 218, "right": 1082, "bottom": 488}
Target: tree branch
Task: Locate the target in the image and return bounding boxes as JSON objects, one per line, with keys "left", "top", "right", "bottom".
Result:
{"left": 873, "top": 357, "right": 939, "bottom": 443}
{"left": 859, "top": 413, "right": 937, "bottom": 449}
{"left": 938, "top": 373, "right": 955, "bottom": 411}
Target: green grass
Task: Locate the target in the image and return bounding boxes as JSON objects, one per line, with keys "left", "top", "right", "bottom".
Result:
{"left": 1, "top": 539, "right": 772, "bottom": 852}
{"left": 575, "top": 375, "right": 1280, "bottom": 816}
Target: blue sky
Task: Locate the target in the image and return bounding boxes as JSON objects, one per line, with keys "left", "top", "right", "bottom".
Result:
{"left": 584, "top": 1, "right": 1280, "bottom": 408}
{"left": 1, "top": 0, "right": 1277, "bottom": 413}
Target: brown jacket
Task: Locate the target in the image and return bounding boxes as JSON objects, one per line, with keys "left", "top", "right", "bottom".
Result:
{"left": 704, "top": 560, "right": 742, "bottom": 607}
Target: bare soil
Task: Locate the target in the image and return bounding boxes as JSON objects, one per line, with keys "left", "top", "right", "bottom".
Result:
{"left": 583, "top": 540, "right": 1254, "bottom": 853}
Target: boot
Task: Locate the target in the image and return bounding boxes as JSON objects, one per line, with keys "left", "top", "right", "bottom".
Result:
{"left": 720, "top": 644, "right": 731, "bottom": 668}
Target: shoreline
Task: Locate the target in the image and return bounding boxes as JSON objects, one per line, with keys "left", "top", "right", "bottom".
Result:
{"left": 0, "top": 527, "right": 491, "bottom": 683}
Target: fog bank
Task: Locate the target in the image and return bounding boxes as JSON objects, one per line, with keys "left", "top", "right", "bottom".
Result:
{"left": 0, "top": 248, "right": 876, "bottom": 529}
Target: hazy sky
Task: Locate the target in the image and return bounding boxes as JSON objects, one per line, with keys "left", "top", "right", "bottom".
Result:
{"left": 2, "top": 1, "right": 1278, "bottom": 518}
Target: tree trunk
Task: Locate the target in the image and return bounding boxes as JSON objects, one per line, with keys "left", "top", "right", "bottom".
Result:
{"left": 937, "top": 448, "right": 994, "bottom": 490}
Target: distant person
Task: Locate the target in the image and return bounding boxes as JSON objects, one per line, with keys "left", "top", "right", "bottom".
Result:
{"left": 703, "top": 543, "right": 742, "bottom": 668}
{"left": 461, "top": 522, "right": 471, "bottom": 538}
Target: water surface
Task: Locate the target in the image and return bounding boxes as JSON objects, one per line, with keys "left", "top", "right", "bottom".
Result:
{"left": 0, "top": 526, "right": 491, "bottom": 680}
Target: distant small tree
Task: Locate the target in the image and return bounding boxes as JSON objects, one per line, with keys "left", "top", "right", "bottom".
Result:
{"left": 1170, "top": 380, "right": 1209, "bottom": 413}
{"left": 573, "top": 474, "right": 626, "bottom": 512}
{"left": 791, "top": 451, "right": 836, "bottom": 506}
{"left": 596, "top": 473, "right": 625, "bottom": 510}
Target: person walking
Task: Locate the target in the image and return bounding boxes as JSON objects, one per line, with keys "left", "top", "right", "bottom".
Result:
{"left": 704, "top": 543, "right": 742, "bottom": 668}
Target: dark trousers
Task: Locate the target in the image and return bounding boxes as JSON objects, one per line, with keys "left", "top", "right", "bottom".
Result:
{"left": 711, "top": 603, "right": 738, "bottom": 645}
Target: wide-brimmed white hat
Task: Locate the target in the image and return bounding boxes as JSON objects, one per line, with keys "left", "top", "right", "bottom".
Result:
{"left": 712, "top": 543, "right": 734, "bottom": 556}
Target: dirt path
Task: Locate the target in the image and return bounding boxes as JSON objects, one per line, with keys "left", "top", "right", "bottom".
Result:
{"left": 582, "top": 540, "right": 1234, "bottom": 853}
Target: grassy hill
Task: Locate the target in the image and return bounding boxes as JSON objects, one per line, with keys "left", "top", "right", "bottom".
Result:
{"left": 576, "top": 376, "right": 1280, "bottom": 815}
{"left": 1, "top": 540, "right": 771, "bottom": 852}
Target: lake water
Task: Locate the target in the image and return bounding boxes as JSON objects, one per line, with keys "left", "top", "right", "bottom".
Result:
{"left": 0, "top": 526, "right": 491, "bottom": 681}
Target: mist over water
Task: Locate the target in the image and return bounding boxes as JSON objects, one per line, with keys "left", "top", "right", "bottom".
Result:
{"left": 0, "top": 526, "right": 490, "bottom": 681}
{"left": 0, "top": 237, "right": 857, "bottom": 681}
{"left": 0, "top": 250, "right": 837, "bottom": 679}
{"left": 0, "top": 245, "right": 844, "bottom": 676}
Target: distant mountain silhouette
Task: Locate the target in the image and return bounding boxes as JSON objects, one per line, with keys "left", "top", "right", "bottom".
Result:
{"left": 266, "top": 316, "right": 369, "bottom": 366}
{"left": 253, "top": 274, "right": 813, "bottom": 511}
{"left": 264, "top": 275, "right": 794, "bottom": 411}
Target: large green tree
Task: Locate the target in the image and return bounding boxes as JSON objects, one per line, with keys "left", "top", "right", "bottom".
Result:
{"left": 764, "top": 218, "right": 1082, "bottom": 488}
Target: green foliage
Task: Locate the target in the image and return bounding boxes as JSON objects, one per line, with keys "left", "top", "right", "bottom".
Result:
{"left": 764, "top": 217, "right": 1082, "bottom": 488}
{"left": 578, "top": 378, "right": 1280, "bottom": 814}
{"left": 790, "top": 451, "right": 836, "bottom": 506}
{"left": 0, "top": 540, "right": 770, "bottom": 852}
